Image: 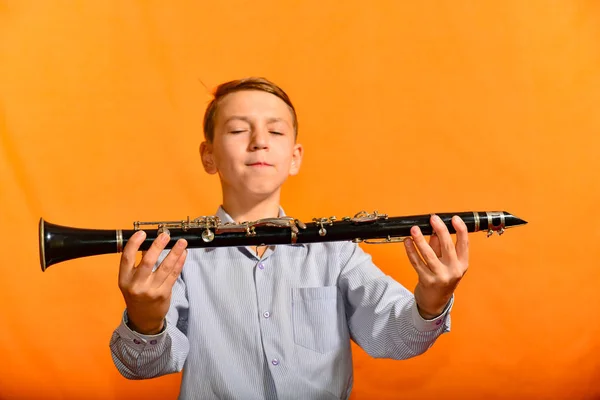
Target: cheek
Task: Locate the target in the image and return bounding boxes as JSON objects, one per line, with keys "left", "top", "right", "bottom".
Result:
{"left": 213, "top": 145, "right": 243, "bottom": 169}
{"left": 274, "top": 142, "right": 295, "bottom": 162}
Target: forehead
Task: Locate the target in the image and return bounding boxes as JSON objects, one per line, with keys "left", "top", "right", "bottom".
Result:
{"left": 215, "top": 90, "right": 293, "bottom": 124}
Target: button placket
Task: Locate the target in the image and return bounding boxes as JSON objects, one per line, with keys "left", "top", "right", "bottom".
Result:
{"left": 254, "top": 255, "right": 279, "bottom": 370}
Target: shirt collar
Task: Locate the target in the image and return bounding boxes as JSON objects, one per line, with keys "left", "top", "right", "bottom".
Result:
{"left": 215, "top": 205, "right": 287, "bottom": 223}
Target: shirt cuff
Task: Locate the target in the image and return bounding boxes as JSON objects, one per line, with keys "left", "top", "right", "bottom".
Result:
{"left": 411, "top": 295, "right": 454, "bottom": 332}
{"left": 115, "top": 310, "right": 168, "bottom": 351}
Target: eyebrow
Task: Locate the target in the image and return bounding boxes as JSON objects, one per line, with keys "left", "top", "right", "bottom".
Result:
{"left": 224, "top": 116, "right": 291, "bottom": 127}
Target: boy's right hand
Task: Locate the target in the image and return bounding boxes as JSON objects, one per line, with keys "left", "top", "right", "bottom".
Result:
{"left": 118, "top": 230, "right": 188, "bottom": 335}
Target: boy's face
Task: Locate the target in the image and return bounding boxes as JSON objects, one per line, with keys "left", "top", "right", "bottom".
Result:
{"left": 200, "top": 90, "right": 303, "bottom": 200}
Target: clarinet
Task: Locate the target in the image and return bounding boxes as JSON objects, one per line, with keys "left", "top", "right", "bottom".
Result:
{"left": 38, "top": 210, "right": 527, "bottom": 271}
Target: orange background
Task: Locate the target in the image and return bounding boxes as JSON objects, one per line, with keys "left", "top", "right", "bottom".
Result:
{"left": 1, "top": 1, "right": 599, "bottom": 399}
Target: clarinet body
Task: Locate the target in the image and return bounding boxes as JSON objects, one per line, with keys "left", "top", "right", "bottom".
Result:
{"left": 39, "top": 210, "right": 527, "bottom": 271}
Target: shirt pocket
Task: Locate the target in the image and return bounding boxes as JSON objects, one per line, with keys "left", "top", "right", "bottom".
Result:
{"left": 291, "top": 286, "right": 349, "bottom": 354}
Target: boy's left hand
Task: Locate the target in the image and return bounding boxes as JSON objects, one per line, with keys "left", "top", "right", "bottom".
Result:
{"left": 403, "top": 214, "right": 469, "bottom": 320}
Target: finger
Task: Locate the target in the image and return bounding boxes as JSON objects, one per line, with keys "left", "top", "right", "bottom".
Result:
{"left": 428, "top": 232, "right": 441, "bottom": 258}
{"left": 160, "top": 248, "right": 188, "bottom": 289}
{"left": 119, "top": 230, "right": 147, "bottom": 286}
{"left": 410, "top": 225, "right": 443, "bottom": 273}
{"left": 138, "top": 250, "right": 148, "bottom": 267}
{"left": 152, "top": 239, "right": 188, "bottom": 287}
{"left": 134, "top": 232, "right": 171, "bottom": 281}
{"left": 453, "top": 215, "right": 469, "bottom": 271}
{"left": 403, "top": 238, "right": 433, "bottom": 279}
{"left": 431, "top": 215, "right": 456, "bottom": 260}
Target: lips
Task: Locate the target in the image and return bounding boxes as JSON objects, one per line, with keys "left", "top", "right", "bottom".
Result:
{"left": 247, "top": 162, "right": 272, "bottom": 167}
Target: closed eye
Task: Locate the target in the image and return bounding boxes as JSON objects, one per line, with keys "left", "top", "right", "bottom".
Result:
{"left": 269, "top": 131, "right": 283, "bottom": 135}
{"left": 229, "top": 130, "right": 248, "bottom": 134}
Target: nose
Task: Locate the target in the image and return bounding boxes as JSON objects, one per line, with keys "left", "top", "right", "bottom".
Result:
{"left": 249, "top": 127, "right": 269, "bottom": 151}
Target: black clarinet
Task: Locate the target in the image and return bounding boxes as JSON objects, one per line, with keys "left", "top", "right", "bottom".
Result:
{"left": 38, "top": 210, "right": 527, "bottom": 271}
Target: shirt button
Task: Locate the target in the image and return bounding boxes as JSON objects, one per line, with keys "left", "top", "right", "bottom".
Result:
{"left": 263, "top": 311, "right": 270, "bottom": 318}
{"left": 133, "top": 339, "right": 141, "bottom": 344}
{"left": 436, "top": 319, "right": 443, "bottom": 325}
{"left": 271, "top": 359, "right": 279, "bottom": 366}
{"left": 150, "top": 340, "right": 157, "bottom": 345}
{"left": 258, "top": 262, "right": 264, "bottom": 270}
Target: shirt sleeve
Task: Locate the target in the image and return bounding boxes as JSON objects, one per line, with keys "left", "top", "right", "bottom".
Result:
{"left": 109, "top": 266, "right": 190, "bottom": 379}
{"left": 337, "top": 241, "right": 453, "bottom": 360}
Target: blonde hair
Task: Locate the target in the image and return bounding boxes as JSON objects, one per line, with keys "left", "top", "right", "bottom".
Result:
{"left": 202, "top": 77, "right": 298, "bottom": 142}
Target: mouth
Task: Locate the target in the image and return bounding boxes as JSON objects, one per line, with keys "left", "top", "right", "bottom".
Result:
{"left": 247, "top": 162, "right": 272, "bottom": 167}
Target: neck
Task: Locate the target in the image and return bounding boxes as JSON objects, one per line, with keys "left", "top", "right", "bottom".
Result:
{"left": 221, "top": 188, "right": 282, "bottom": 223}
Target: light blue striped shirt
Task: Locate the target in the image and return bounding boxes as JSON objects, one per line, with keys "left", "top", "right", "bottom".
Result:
{"left": 110, "top": 207, "right": 453, "bottom": 399}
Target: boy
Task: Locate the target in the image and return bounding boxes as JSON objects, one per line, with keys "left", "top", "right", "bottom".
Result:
{"left": 110, "top": 77, "right": 469, "bottom": 399}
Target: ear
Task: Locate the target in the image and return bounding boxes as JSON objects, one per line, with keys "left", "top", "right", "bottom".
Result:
{"left": 200, "top": 141, "right": 218, "bottom": 174}
{"left": 289, "top": 143, "right": 304, "bottom": 176}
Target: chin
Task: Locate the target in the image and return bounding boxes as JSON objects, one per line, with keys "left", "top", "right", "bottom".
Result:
{"left": 245, "top": 187, "right": 280, "bottom": 198}
{"left": 242, "top": 182, "right": 284, "bottom": 198}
